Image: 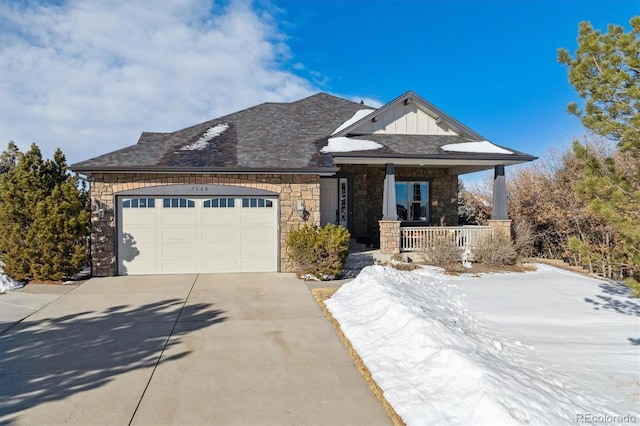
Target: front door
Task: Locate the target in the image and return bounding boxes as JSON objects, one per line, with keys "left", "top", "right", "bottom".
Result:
{"left": 320, "top": 178, "right": 349, "bottom": 228}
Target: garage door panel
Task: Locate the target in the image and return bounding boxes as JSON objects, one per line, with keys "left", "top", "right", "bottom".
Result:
{"left": 202, "top": 241, "right": 236, "bottom": 256}
{"left": 162, "top": 259, "right": 198, "bottom": 273}
{"left": 240, "top": 212, "right": 276, "bottom": 225}
{"left": 162, "top": 242, "right": 198, "bottom": 257}
{"left": 131, "top": 241, "right": 160, "bottom": 257}
{"left": 202, "top": 211, "right": 236, "bottom": 225}
{"left": 162, "top": 227, "right": 197, "bottom": 240}
{"left": 239, "top": 226, "right": 275, "bottom": 240}
{"left": 118, "top": 195, "right": 278, "bottom": 275}
{"left": 121, "top": 259, "right": 159, "bottom": 275}
{"left": 201, "top": 226, "right": 236, "bottom": 239}
{"left": 122, "top": 212, "right": 158, "bottom": 225}
{"left": 162, "top": 216, "right": 197, "bottom": 226}
{"left": 201, "top": 258, "right": 237, "bottom": 273}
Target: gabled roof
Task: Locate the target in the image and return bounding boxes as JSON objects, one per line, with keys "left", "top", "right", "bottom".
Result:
{"left": 71, "top": 91, "right": 536, "bottom": 174}
{"left": 332, "top": 90, "right": 487, "bottom": 141}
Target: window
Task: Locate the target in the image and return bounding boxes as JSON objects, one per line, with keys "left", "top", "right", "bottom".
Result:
{"left": 203, "top": 198, "right": 235, "bottom": 208}
{"left": 122, "top": 198, "right": 155, "bottom": 208}
{"left": 242, "top": 198, "right": 273, "bottom": 208}
{"left": 163, "top": 198, "right": 195, "bottom": 208}
{"left": 395, "top": 181, "right": 429, "bottom": 221}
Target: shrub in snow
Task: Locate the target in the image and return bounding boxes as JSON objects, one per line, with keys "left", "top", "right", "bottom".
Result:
{"left": 473, "top": 234, "right": 518, "bottom": 266}
{"left": 287, "top": 223, "right": 350, "bottom": 280}
{"left": 0, "top": 143, "right": 90, "bottom": 281}
{"left": 417, "top": 236, "right": 462, "bottom": 269}
{"left": 626, "top": 277, "right": 640, "bottom": 298}
{"left": 512, "top": 218, "right": 535, "bottom": 262}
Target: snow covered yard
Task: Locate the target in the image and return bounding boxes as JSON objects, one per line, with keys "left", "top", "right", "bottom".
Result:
{"left": 325, "top": 264, "right": 640, "bottom": 425}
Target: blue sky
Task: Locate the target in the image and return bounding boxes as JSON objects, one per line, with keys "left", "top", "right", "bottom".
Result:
{"left": 276, "top": 0, "right": 638, "bottom": 157}
{"left": 0, "top": 0, "right": 638, "bottom": 180}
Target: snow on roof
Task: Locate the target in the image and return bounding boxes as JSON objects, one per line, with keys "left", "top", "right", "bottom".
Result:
{"left": 441, "top": 141, "right": 513, "bottom": 155}
{"left": 180, "top": 123, "right": 229, "bottom": 151}
{"left": 331, "top": 109, "right": 375, "bottom": 136}
{"left": 320, "top": 136, "right": 383, "bottom": 153}
{"left": 325, "top": 265, "right": 612, "bottom": 425}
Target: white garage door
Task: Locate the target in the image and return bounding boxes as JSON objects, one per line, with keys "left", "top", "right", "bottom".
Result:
{"left": 117, "top": 196, "right": 278, "bottom": 275}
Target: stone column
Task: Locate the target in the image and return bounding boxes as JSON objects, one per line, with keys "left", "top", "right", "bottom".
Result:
{"left": 487, "top": 219, "right": 512, "bottom": 240}
{"left": 379, "top": 220, "right": 401, "bottom": 254}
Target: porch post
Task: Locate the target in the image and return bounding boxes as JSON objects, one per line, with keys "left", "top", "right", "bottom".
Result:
{"left": 380, "top": 163, "right": 401, "bottom": 254}
{"left": 382, "top": 163, "right": 397, "bottom": 220}
{"left": 488, "top": 165, "right": 511, "bottom": 239}
{"left": 491, "top": 165, "right": 508, "bottom": 220}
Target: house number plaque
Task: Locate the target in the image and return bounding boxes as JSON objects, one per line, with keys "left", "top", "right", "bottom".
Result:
{"left": 190, "top": 186, "right": 211, "bottom": 192}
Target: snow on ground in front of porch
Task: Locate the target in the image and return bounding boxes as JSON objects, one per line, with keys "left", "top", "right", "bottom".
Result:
{"left": 441, "top": 140, "right": 513, "bottom": 154}
{"left": 321, "top": 136, "right": 382, "bottom": 153}
{"left": 325, "top": 264, "right": 640, "bottom": 425}
{"left": 331, "top": 109, "right": 375, "bottom": 135}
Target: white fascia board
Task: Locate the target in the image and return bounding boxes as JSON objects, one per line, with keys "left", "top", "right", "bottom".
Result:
{"left": 332, "top": 157, "right": 528, "bottom": 167}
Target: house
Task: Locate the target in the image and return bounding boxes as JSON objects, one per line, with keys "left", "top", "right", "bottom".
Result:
{"left": 71, "top": 91, "right": 536, "bottom": 276}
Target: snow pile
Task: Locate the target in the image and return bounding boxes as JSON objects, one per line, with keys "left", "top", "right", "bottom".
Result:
{"left": 331, "top": 109, "right": 375, "bottom": 135}
{"left": 180, "top": 123, "right": 229, "bottom": 151}
{"left": 325, "top": 265, "right": 612, "bottom": 425}
{"left": 0, "top": 263, "right": 23, "bottom": 292}
{"left": 441, "top": 140, "right": 513, "bottom": 154}
{"left": 321, "top": 136, "right": 382, "bottom": 153}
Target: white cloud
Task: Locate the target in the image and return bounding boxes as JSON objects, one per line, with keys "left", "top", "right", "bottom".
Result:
{"left": 0, "top": 0, "right": 317, "bottom": 164}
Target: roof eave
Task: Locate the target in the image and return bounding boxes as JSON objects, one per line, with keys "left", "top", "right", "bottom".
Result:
{"left": 70, "top": 166, "right": 340, "bottom": 176}
{"left": 331, "top": 152, "right": 537, "bottom": 166}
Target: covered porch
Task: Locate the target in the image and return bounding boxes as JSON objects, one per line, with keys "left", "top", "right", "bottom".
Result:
{"left": 375, "top": 160, "right": 512, "bottom": 254}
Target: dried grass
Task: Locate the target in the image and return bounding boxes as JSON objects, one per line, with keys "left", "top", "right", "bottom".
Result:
{"left": 311, "top": 288, "right": 405, "bottom": 426}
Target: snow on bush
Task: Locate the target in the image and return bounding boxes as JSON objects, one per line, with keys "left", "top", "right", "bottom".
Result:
{"left": 0, "top": 263, "right": 23, "bottom": 292}
{"left": 325, "top": 265, "right": 614, "bottom": 425}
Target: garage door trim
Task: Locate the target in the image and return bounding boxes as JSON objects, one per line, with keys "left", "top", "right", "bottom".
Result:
{"left": 115, "top": 185, "right": 280, "bottom": 275}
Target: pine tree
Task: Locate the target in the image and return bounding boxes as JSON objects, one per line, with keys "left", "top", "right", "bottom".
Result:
{"left": 0, "top": 142, "right": 19, "bottom": 174}
{"left": 0, "top": 144, "right": 90, "bottom": 281}
{"left": 559, "top": 18, "right": 640, "bottom": 288}
{"left": 558, "top": 17, "right": 640, "bottom": 152}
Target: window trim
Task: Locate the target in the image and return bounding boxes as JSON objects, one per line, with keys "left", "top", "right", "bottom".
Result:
{"left": 162, "top": 198, "right": 195, "bottom": 208}
{"left": 395, "top": 179, "right": 432, "bottom": 223}
{"left": 203, "top": 198, "right": 235, "bottom": 208}
{"left": 122, "top": 198, "right": 155, "bottom": 208}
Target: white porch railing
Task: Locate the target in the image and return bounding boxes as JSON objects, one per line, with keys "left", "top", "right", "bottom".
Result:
{"left": 401, "top": 226, "right": 493, "bottom": 252}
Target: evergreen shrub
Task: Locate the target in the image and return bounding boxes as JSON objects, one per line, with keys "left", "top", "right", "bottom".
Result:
{"left": 287, "top": 223, "right": 350, "bottom": 280}
{"left": 0, "top": 143, "right": 90, "bottom": 281}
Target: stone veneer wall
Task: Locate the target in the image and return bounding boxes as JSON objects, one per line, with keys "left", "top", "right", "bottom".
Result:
{"left": 379, "top": 220, "right": 401, "bottom": 254}
{"left": 89, "top": 173, "right": 320, "bottom": 276}
{"left": 338, "top": 165, "right": 459, "bottom": 244}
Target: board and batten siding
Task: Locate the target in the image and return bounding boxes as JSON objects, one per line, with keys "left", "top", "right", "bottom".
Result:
{"left": 352, "top": 103, "right": 458, "bottom": 136}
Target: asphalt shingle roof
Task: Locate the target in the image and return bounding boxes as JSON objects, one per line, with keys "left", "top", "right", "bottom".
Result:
{"left": 71, "top": 92, "right": 535, "bottom": 173}
{"left": 72, "top": 93, "right": 367, "bottom": 172}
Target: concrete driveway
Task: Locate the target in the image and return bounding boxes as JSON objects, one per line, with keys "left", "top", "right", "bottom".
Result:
{"left": 0, "top": 274, "right": 390, "bottom": 425}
